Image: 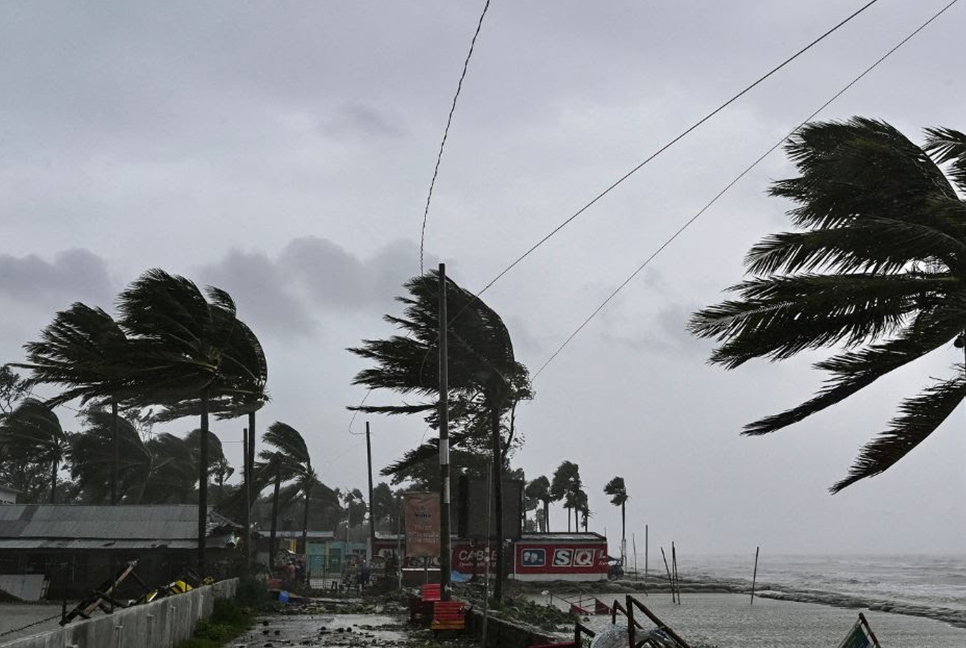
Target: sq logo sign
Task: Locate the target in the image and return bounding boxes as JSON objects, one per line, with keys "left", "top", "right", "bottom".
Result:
{"left": 573, "top": 549, "right": 595, "bottom": 567}
{"left": 552, "top": 549, "right": 574, "bottom": 567}
{"left": 521, "top": 548, "right": 546, "bottom": 567}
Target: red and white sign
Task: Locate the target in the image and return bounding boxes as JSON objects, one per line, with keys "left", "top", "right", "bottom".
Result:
{"left": 514, "top": 538, "right": 608, "bottom": 582}
{"left": 452, "top": 545, "right": 497, "bottom": 574}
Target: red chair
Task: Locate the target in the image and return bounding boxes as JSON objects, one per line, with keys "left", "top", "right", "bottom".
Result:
{"left": 431, "top": 600, "right": 467, "bottom": 633}
{"left": 409, "top": 583, "right": 442, "bottom": 621}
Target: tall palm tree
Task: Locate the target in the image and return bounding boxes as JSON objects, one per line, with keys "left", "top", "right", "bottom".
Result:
{"left": 257, "top": 422, "right": 311, "bottom": 569}
{"left": 0, "top": 399, "right": 68, "bottom": 503}
{"left": 16, "top": 304, "right": 134, "bottom": 504}
{"left": 143, "top": 433, "right": 197, "bottom": 503}
{"left": 525, "top": 476, "right": 552, "bottom": 532}
{"left": 349, "top": 271, "right": 532, "bottom": 601}
{"left": 690, "top": 118, "right": 966, "bottom": 492}
{"left": 117, "top": 269, "right": 266, "bottom": 575}
{"left": 551, "top": 461, "right": 581, "bottom": 532}
{"left": 604, "top": 477, "right": 629, "bottom": 563}
{"left": 576, "top": 489, "right": 590, "bottom": 532}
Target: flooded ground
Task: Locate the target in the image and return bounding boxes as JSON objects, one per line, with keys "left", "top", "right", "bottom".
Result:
{"left": 531, "top": 592, "right": 966, "bottom": 648}
{"left": 232, "top": 612, "right": 447, "bottom": 648}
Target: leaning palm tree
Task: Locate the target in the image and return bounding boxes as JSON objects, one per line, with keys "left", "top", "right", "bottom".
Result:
{"left": 551, "top": 461, "right": 581, "bottom": 532}
{"left": 256, "top": 422, "right": 311, "bottom": 568}
{"left": 0, "top": 399, "right": 68, "bottom": 503}
{"left": 118, "top": 269, "right": 266, "bottom": 575}
{"left": 690, "top": 118, "right": 966, "bottom": 492}
{"left": 69, "top": 409, "right": 151, "bottom": 503}
{"left": 349, "top": 270, "right": 532, "bottom": 601}
{"left": 604, "top": 477, "right": 629, "bottom": 564}
{"left": 16, "top": 304, "right": 134, "bottom": 504}
{"left": 525, "top": 476, "right": 552, "bottom": 532}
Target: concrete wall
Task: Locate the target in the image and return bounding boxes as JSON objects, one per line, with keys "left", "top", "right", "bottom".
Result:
{"left": 464, "top": 606, "right": 561, "bottom": 648}
{"left": 0, "top": 579, "right": 238, "bottom": 648}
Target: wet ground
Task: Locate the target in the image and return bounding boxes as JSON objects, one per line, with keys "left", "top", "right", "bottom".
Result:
{"left": 232, "top": 613, "right": 456, "bottom": 648}
{"left": 0, "top": 603, "right": 67, "bottom": 643}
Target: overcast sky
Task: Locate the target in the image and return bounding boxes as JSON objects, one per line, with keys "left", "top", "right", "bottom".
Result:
{"left": 2, "top": 1, "right": 965, "bottom": 556}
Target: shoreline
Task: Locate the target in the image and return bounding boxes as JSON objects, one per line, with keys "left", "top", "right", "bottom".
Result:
{"left": 513, "top": 572, "right": 966, "bottom": 630}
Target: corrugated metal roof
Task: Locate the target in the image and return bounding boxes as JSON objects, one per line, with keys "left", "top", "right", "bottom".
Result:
{"left": 0, "top": 504, "right": 239, "bottom": 543}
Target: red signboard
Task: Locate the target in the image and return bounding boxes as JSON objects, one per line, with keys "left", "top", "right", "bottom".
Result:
{"left": 452, "top": 544, "right": 497, "bottom": 574}
{"left": 404, "top": 492, "right": 440, "bottom": 557}
{"left": 514, "top": 541, "right": 608, "bottom": 580}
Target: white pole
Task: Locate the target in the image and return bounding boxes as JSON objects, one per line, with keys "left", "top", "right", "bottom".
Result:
{"left": 482, "top": 459, "right": 493, "bottom": 645}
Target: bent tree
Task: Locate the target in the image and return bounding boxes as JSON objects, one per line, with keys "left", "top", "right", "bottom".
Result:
{"left": 349, "top": 270, "right": 531, "bottom": 601}
{"left": 690, "top": 118, "right": 966, "bottom": 492}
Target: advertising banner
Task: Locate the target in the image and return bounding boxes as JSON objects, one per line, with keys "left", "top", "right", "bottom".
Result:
{"left": 514, "top": 540, "right": 609, "bottom": 580}
{"left": 404, "top": 492, "right": 440, "bottom": 557}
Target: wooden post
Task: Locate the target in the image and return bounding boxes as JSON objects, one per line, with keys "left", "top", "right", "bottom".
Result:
{"left": 632, "top": 534, "right": 637, "bottom": 581}
{"left": 750, "top": 546, "right": 760, "bottom": 605}
{"left": 859, "top": 612, "right": 882, "bottom": 648}
{"left": 437, "top": 263, "right": 452, "bottom": 600}
{"left": 645, "top": 524, "right": 649, "bottom": 592}
{"left": 660, "top": 547, "right": 675, "bottom": 603}
{"left": 242, "top": 427, "right": 251, "bottom": 574}
{"left": 672, "top": 542, "right": 680, "bottom": 604}
{"left": 625, "top": 594, "right": 636, "bottom": 648}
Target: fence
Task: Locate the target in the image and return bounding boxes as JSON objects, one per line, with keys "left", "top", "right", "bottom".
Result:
{"left": 0, "top": 579, "right": 238, "bottom": 648}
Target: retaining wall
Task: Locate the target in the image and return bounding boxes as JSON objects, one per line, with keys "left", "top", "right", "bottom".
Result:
{"left": 0, "top": 579, "right": 238, "bottom": 648}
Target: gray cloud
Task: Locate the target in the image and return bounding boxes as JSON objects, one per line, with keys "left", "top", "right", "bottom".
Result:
{"left": 0, "top": 249, "right": 113, "bottom": 308}
{"left": 319, "top": 104, "right": 406, "bottom": 140}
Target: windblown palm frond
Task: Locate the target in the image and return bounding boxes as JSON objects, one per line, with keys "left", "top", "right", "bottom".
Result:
{"left": 69, "top": 409, "right": 151, "bottom": 503}
{"left": 690, "top": 117, "right": 966, "bottom": 492}
{"left": 604, "top": 476, "right": 628, "bottom": 506}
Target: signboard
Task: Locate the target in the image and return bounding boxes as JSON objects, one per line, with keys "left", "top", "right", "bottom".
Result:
{"left": 514, "top": 539, "right": 609, "bottom": 581}
{"left": 404, "top": 492, "right": 440, "bottom": 557}
{"left": 458, "top": 477, "right": 523, "bottom": 540}
{"left": 452, "top": 545, "right": 497, "bottom": 574}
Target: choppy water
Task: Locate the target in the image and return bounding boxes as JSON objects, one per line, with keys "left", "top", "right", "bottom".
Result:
{"left": 684, "top": 554, "right": 966, "bottom": 612}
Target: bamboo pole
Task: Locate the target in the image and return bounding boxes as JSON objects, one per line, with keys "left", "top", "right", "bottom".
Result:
{"left": 660, "top": 547, "right": 675, "bottom": 603}
{"left": 750, "top": 546, "right": 760, "bottom": 605}
{"left": 672, "top": 542, "right": 680, "bottom": 604}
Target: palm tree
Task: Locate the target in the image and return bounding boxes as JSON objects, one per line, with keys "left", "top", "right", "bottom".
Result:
{"left": 143, "top": 433, "right": 197, "bottom": 503}
{"left": 690, "top": 118, "right": 966, "bottom": 492}
{"left": 16, "top": 304, "right": 134, "bottom": 505}
{"left": 604, "top": 477, "right": 629, "bottom": 564}
{"left": 551, "top": 461, "right": 581, "bottom": 532}
{"left": 349, "top": 271, "right": 532, "bottom": 601}
{"left": 0, "top": 399, "right": 68, "bottom": 503}
{"left": 117, "top": 269, "right": 266, "bottom": 575}
{"left": 576, "top": 489, "right": 590, "bottom": 532}
{"left": 69, "top": 408, "right": 151, "bottom": 503}
{"left": 257, "top": 422, "right": 312, "bottom": 568}
{"left": 525, "top": 476, "right": 552, "bottom": 532}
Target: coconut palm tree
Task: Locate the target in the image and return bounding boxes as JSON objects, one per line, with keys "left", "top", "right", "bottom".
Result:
{"left": 551, "top": 461, "right": 582, "bottom": 532}
{"left": 0, "top": 399, "right": 68, "bottom": 503}
{"left": 525, "top": 476, "right": 552, "bottom": 532}
{"left": 117, "top": 269, "right": 266, "bottom": 575}
{"left": 257, "top": 422, "right": 312, "bottom": 568}
{"left": 690, "top": 118, "right": 966, "bottom": 492}
{"left": 576, "top": 489, "right": 590, "bottom": 532}
{"left": 349, "top": 270, "right": 532, "bottom": 601}
{"left": 604, "top": 477, "right": 629, "bottom": 563}
{"left": 16, "top": 304, "right": 135, "bottom": 504}
{"left": 69, "top": 409, "right": 150, "bottom": 503}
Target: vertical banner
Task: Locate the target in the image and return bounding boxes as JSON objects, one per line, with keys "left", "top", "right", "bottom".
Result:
{"left": 404, "top": 492, "right": 440, "bottom": 557}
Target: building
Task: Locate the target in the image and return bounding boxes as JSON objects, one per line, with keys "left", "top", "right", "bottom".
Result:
{"left": 0, "top": 484, "right": 18, "bottom": 505}
{"left": 513, "top": 532, "right": 610, "bottom": 582}
{"left": 0, "top": 504, "right": 241, "bottom": 599}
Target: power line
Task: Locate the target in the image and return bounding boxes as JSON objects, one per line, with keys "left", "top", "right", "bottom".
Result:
{"left": 474, "top": 0, "right": 882, "bottom": 300}
{"left": 419, "top": 0, "right": 493, "bottom": 275}
{"left": 532, "top": 0, "right": 962, "bottom": 380}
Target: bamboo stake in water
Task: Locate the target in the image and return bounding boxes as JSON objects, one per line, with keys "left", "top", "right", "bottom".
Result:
{"left": 645, "top": 524, "right": 649, "bottom": 593}
{"left": 660, "top": 547, "right": 675, "bottom": 603}
{"left": 632, "top": 534, "right": 637, "bottom": 581}
{"left": 750, "top": 546, "right": 760, "bottom": 605}
{"left": 672, "top": 542, "right": 680, "bottom": 605}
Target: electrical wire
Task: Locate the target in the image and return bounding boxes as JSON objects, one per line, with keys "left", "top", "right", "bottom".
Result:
{"left": 532, "top": 0, "right": 962, "bottom": 380}
{"left": 419, "top": 0, "right": 493, "bottom": 275}
{"left": 473, "top": 0, "right": 883, "bottom": 300}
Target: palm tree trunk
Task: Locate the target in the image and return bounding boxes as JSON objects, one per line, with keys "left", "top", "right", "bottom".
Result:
{"left": 567, "top": 506, "right": 571, "bottom": 532}
{"left": 245, "top": 410, "right": 256, "bottom": 574}
{"left": 301, "top": 485, "right": 311, "bottom": 561}
{"left": 490, "top": 407, "right": 505, "bottom": 602}
{"left": 270, "top": 461, "right": 281, "bottom": 571}
{"left": 111, "top": 401, "right": 119, "bottom": 505}
{"left": 621, "top": 502, "right": 626, "bottom": 565}
{"left": 49, "top": 459, "right": 57, "bottom": 504}
{"left": 197, "top": 389, "right": 209, "bottom": 577}
{"left": 544, "top": 500, "right": 549, "bottom": 533}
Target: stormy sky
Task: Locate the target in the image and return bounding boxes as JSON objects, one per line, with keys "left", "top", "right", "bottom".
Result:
{"left": 2, "top": 1, "right": 964, "bottom": 556}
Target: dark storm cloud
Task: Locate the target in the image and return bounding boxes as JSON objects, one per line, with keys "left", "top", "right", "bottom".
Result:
{"left": 0, "top": 249, "right": 113, "bottom": 308}
{"left": 199, "top": 238, "right": 434, "bottom": 337}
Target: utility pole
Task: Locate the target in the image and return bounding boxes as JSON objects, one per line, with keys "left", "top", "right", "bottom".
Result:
{"left": 438, "top": 263, "right": 452, "bottom": 599}
{"left": 366, "top": 422, "right": 376, "bottom": 561}
{"left": 243, "top": 427, "right": 251, "bottom": 574}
